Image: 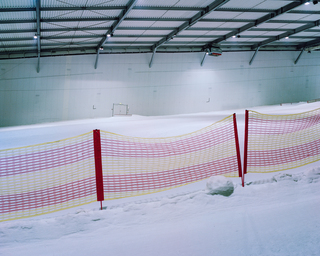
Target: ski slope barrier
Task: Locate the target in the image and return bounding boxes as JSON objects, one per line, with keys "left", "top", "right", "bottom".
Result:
{"left": 0, "top": 114, "right": 241, "bottom": 222}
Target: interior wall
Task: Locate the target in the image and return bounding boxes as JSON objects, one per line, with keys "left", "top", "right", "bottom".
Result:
{"left": 0, "top": 51, "right": 319, "bottom": 127}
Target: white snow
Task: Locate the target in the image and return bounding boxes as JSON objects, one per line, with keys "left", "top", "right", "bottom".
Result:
{"left": 1, "top": 102, "right": 320, "bottom": 256}
{"left": 206, "top": 175, "right": 234, "bottom": 196}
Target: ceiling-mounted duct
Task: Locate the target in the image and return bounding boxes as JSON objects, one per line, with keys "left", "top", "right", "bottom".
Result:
{"left": 207, "top": 46, "right": 222, "bottom": 57}
{"left": 305, "top": 45, "right": 320, "bottom": 51}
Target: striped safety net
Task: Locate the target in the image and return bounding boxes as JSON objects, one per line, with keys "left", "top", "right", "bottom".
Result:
{"left": 100, "top": 114, "right": 241, "bottom": 200}
{"left": 245, "top": 108, "right": 320, "bottom": 173}
{"left": 0, "top": 132, "right": 96, "bottom": 222}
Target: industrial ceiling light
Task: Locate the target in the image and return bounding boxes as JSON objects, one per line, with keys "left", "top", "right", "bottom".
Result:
{"left": 285, "top": 36, "right": 289, "bottom": 39}
{"left": 305, "top": 1, "right": 310, "bottom": 5}
{"left": 232, "top": 35, "right": 236, "bottom": 38}
{"left": 34, "top": 34, "right": 38, "bottom": 39}
{"left": 99, "top": 47, "right": 103, "bottom": 50}
{"left": 107, "top": 34, "right": 111, "bottom": 37}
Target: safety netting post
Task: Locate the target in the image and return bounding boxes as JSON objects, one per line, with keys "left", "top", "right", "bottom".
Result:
{"left": 93, "top": 129, "right": 104, "bottom": 210}
{"left": 233, "top": 113, "right": 244, "bottom": 186}
{"left": 243, "top": 110, "right": 249, "bottom": 183}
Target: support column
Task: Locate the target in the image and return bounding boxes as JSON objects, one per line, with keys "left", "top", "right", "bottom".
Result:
{"left": 294, "top": 48, "right": 305, "bottom": 65}
{"left": 149, "top": 49, "right": 156, "bottom": 68}
{"left": 94, "top": 50, "right": 100, "bottom": 69}
{"left": 249, "top": 47, "right": 260, "bottom": 66}
{"left": 201, "top": 52, "right": 208, "bottom": 66}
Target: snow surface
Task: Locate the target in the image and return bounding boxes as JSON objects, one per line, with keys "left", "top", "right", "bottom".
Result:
{"left": 1, "top": 102, "right": 320, "bottom": 256}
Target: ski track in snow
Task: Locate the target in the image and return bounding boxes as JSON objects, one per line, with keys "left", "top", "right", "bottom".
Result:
{"left": 1, "top": 167, "right": 320, "bottom": 256}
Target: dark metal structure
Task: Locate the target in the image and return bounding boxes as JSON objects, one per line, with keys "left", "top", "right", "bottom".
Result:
{"left": 1, "top": 0, "right": 320, "bottom": 68}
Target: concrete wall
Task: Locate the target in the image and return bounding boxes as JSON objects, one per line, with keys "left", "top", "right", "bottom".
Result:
{"left": 0, "top": 51, "right": 319, "bottom": 127}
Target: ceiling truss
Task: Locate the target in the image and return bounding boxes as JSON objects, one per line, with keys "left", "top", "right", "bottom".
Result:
{"left": 1, "top": 0, "right": 320, "bottom": 71}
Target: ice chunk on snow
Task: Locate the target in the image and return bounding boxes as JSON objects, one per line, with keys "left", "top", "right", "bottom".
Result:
{"left": 206, "top": 175, "right": 234, "bottom": 197}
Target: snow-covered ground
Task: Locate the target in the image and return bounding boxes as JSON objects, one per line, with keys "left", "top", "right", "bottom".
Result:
{"left": 1, "top": 102, "right": 320, "bottom": 256}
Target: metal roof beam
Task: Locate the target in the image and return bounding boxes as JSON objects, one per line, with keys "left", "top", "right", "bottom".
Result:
{"left": 1, "top": 26, "right": 295, "bottom": 34}
{"left": 0, "top": 6, "right": 204, "bottom": 12}
{"left": 251, "top": 19, "right": 320, "bottom": 49}
{"left": 0, "top": 6, "right": 270, "bottom": 13}
{"left": 150, "top": 0, "right": 230, "bottom": 53}
{"left": 202, "top": 0, "right": 309, "bottom": 50}
{"left": 0, "top": 44, "right": 302, "bottom": 60}
{"left": 0, "top": 27, "right": 233, "bottom": 34}
{"left": 1, "top": 16, "right": 317, "bottom": 25}
{"left": 0, "top": 41, "right": 215, "bottom": 49}
{"left": 297, "top": 37, "right": 320, "bottom": 50}
{"left": 4, "top": 34, "right": 320, "bottom": 42}
{"left": 0, "top": 26, "right": 177, "bottom": 34}
{"left": 216, "top": 8, "right": 320, "bottom": 15}
{"left": 0, "top": 8, "right": 35, "bottom": 12}
{"left": 4, "top": 6, "right": 320, "bottom": 14}
{"left": 14, "top": 26, "right": 316, "bottom": 34}
{"left": 94, "top": 0, "right": 138, "bottom": 69}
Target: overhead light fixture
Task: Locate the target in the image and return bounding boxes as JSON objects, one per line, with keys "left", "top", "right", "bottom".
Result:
{"left": 285, "top": 37, "right": 289, "bottom": 39}
{"left": 99, "top": 47, "right": 103, "bottom": 50}
{"left": 305, "top": 1, "right": 310, "bottom": 5}
{"left": 313, "top": 0, "right": 318, "bottom": 4}
{"left": 107, "top": 34, "right": 111, "bottom": 37}
{"left": 237, "top": 35, "right": 241, "bottom": 38}
{"left": 34, "top": 35, "right": 38, "bottom": 39}
{"left": 232, "top": 35, "right": 236, "bottom": 38}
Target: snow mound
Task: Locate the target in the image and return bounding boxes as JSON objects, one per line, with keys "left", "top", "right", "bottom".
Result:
{"left": 206, "top": 175, "right": 234, "bottom": 196}
{"left": 305, "top": 167, "right": 320, "bottom": 183}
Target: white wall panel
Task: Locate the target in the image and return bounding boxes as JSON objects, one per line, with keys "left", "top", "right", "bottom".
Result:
{"left": 0, "top": 51, "right": 320, "bottom": 127}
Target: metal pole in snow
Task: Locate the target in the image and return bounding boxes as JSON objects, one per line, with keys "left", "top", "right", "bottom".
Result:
{"left": 243, "top": 110, "right": 249, "bottom": 186}
{"left": 93, "top": 129, "right": 104, "bottom": 210}
{"left": 233, "top": 113, "right": 243, "bottom": 186}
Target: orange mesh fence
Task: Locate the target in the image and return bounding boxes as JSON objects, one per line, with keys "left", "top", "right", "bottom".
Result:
{"left": 100, "top": 114, "right": 242, "bottom": 200}
{"left": 0, "top": 114, "right": 242, "bottom": 221}
{"left": 244, "top": 108, "right": 320, "bottom": 174}
{"left": 0, "top": 132, "right": 96, "bottom": 222}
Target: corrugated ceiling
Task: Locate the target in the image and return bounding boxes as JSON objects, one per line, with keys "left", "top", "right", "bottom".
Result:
{"left": 1, "top": 0, "right": 320, "bottom": 60}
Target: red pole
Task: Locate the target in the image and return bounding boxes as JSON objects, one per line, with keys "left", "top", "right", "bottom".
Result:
{"left": 93, "top": 129, "right": 104, "bottom": 209}
{"left": 233, "top": 113, "right": 243, "bottom": 181}
{"left": 243, "top": 110, "right": 249, "bottom": 186}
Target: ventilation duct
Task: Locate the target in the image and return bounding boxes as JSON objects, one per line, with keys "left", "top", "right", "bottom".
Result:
{"left": 207, "top": 46, "right": 222, "bottom": 57}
